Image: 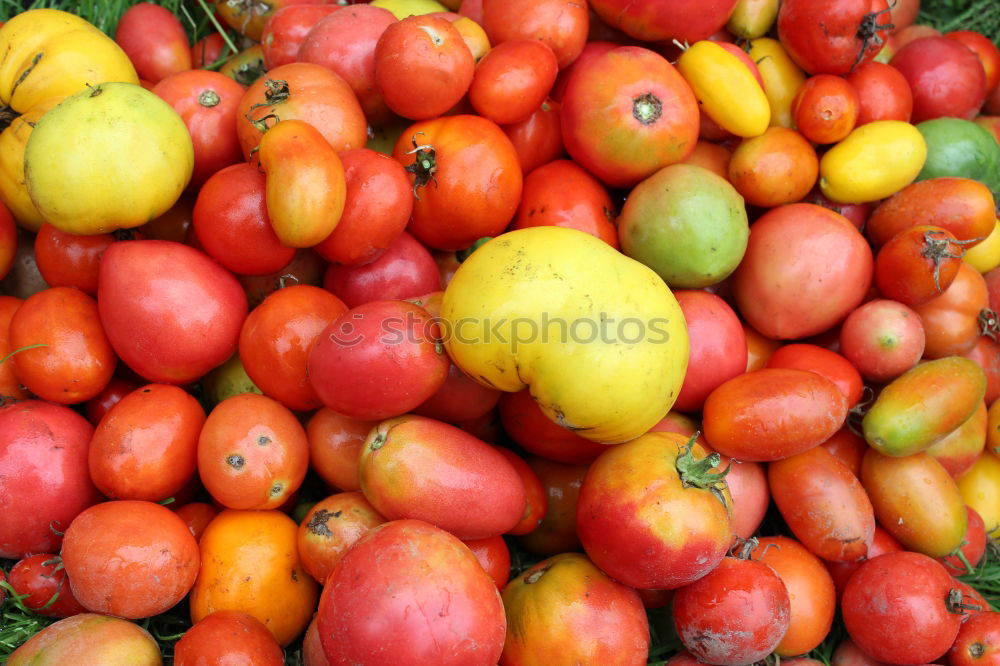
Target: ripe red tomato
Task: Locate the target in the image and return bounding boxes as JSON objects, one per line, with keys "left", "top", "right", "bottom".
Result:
{"left": 891, "top": 36, "right": 987, "bottom": 122}
{"left": 306, "top": 408, "right": 376, "bottom": 492}
{"left": 412, "top": 355, "right": 502, "bottom": 423}
{"left": 174, "top": 611, "right": 284, "bottom": 666}
{"left": 191, "top": 32, "right": 225, "bottom": 69}
{"left": 777, "top": 0, "right": 893, "bottom": 75}
{"left": 824, "top": 525, "right": 903, "bottom": 601}
{"left": 875, "top": 225, "right": 966, "bottom": 307}
{"left": 501, "top": 98, "right": 564, "bottom": 176}
{"left": 964, "top": 335, "right": 1000, "bottom": 405}
{"left": 296, "top": 491, "right": 385, "bottom": 585}
{"left": 462, "top": 535, "right": 511, "bottom": 589}
{"left": 588, "top": 0, "right": 739, "bottom": 44}
{"left": 841, "top": 551, "right": 964, "bottom": 664}
{"left": 946, "top": 30, "right": 1000, "bottom": 96}
{"left": 846, "top": 61, "right": 914, "bottom": 124}
{"left": 516, "top": 456, "right": 588, "bottom": 555}
{"left": 114, "top": 2, "right": 192, "bottom": 84}
{"left": 323, "top": 231, "right": 442, "bottom": 308}
{"left": 33, "top": 223, "right": 115, "bottom": 296}
{"left": 820, "top": 426, "right": 868, "bottom": 476}
{"left": 497, "top": 388, "right": 609, "bottom": 464}
{"left": 766, "top": 343, "right": 864, "bottom": 407}
{"left": 260, "top": 4, "right": 341, "bottom": 70}
{"left": 792, "top": 74, "right": 860, "bottom": 144}
{"left": 672, "top": 290, "right": 747, "bottom": 412}
{"left": 83, "top": 376, "right": 140, "bottom": 426}
{"left": 839, "top": 299, "right": 926, "bottom": 383}
{"left": 8, "top": 554, "right": 87, "bottom": 618}
{"left": 480, "top": 0, "right": 588, "bottom": 69}
{"left": 949, "top": 611, "right": 1000, "bottom": 666}
{"left": 469, "top": 40, "right": 558, "bottom": 126}
{"left": 914, "top": 260, "right": 990, "bottom": 359}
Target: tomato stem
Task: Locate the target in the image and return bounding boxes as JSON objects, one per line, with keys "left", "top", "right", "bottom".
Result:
{"left": 632, "top": 92, "right": 663, "bottom": 126}
{"left": 403, "top": 132, "right": 438, "bottom": 199}
{"left": 674, "top": 433, "right": 730, "bottom": 510}
{"left": 947, "top": 586, "right": 983, "bottom": 614}
{"left": 980, "top": 308, "right": 1000, "bottom": 340}
{"left": 852, "top": 6, "right": 894, "bottom": 73}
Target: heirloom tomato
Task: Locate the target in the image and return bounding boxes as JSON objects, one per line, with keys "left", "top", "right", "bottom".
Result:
{"left": 846, "top": 61, "right": 914, "bottom": 125}
{"left": 677, "top": 40, "right": 770, "bottom": 138}
{"left": 745, "top": 37, "right": 807, "bottom": 129}
{"left": 322, "top": 231, "right": 441, "bottom": 307}
{"left": 306, "top": 408, "right": 376, "bottom": 492}
{"left": 819, "top": 120, "right": 927, "bottom": 203}
{"left": 839, "top": 299, "right": 926, "bottom": 382}
{"left": 891, "top": 36, "right": 987, "bottom": 123}
{"left": 766, "top": 344, "right": 863, "bottom": 407}
{"left": 114, "top": 2, "right": 191, "bottom": 84}
{"left": 588, "top": 0, "right": 739, "bottom": 44}
{"left": 777, "top": 0, "right": 893, "bottom": 75}
{"left": 497, "top": 389, "right": 609, "bottom": 464}
{"left": 915, "top": 261, "right": 991, "bottom": 358}
{"left": 260, "top": 4, "right": 341, "bottom": 70}
{"left": 469, "top": 40, "right": 558, "bottom": 126}
{"left": 957, "top": 452, "right": 1000, "bottom": 537}
{"left": 7, "top": 554, "right": 87, "bottom": 618}
{"left": 924, "top": 400, "right": 988, "bottom": 478}
{"left": 6, "top": 614, "right": 160, "bottom": 666}
{"left": 296, "top": 491, "right": 385, "bottom": 584}
{"left": 174, "top": 611, "right": 284, "bottom": 666}
{"left": 502, "top": 98, "right": 564, "bottom": 176}
{"left": 480, "top": 0, "right": 588, "bottom": 68}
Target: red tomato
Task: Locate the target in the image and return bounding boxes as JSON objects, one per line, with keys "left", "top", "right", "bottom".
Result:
{"left": 412, "top": 359, "right": 502, "bottom": 423}
{"left": 576, "top": 432, "right": 732, "bottom": 590}
{"left": 777, "top": 0, "right": 893, "bottom": 75}
{"left": 497, "top": 388, "right": 609, "bottom": 464}
{"left": 890, "top": 36, "right": 987, "bottom": 122}
{"left": 846, "top": 61, "right": 914, "bottom": 124}
{"left": 560, "top": 46, "right": 699, "bottom": 189}
{"left": 469, "top": 40, "right": 558, "bottom": 125}
{"left": 314, "top": 149, "right": 412, "bottom": 267}
{"left": 964, "top": 335, "right": 1000, "bottom": 405}
{"left": 374, "top": 15, "right": 473, "bottom": 120}
{"left": 510, "top": 159, "right": 618, "bottom": 248}
{"left": 824, "top": 525, "right": 903, "bottom": 601}
{"left": 306, "top": 408, "right": 376, "bottom": 492}
{"left": 174, "top": 611, "right": 284, "bottom": 666}
{"left": 88, "top": 384, "right": 205, "bottom": 502}
{"left": 733, "top": 203, "right": 873, "bottom": 340}
{"left": 191, "top": 32, "right": 225, "bottom": 69}
{"left": 152, "top": 69, "right": 246, "bottom": 189}
{"left": 839, "top": 299, "right": 926, "bottom": 382}
{"left": 239, "top": 285, "right": 348, "bottom": 412}
{"left": 766, "top": 343, "right": 864, "bottom": 407}
{"left": 61, "top": 500, "right": 199, "bottom": 619}
{"left": 84, "top": 376, "right": 140, "bottom": 426}
{"left": 8, "top": 554, "right": 87, "bottom": 618}
{"left": 673, "top": 290, "right": 747, "bottom": 412}
{"left": 297, "top": 5, "right": 397, "bottom": 126}
{"left": 98, "top": 240, "right": 247, "bottom": 385}
{"left": 842, "top": 551, "right": 963, "bottom": 664}
{"left": 323, "top": 231, "right": 441, "bottom": 307}
{"left": 238, "top": 249, "right": 326, "bottom": 310}
{"left": 501, "top": 98, "right": 564, "bottom": 176}
{"left": 875, "top": 225, "right": 966, "bottom": 307}
{"left": 463, "top": 535, "right": 511, "bottom": 589}
{"left": 949, "top": 612, "right": 1000, "bottom": 666}
{"left": 33, "top": 224, "right": 115, "bottom": 296}
{"left": 491, "top": 446, "right": 547, "bottom": 536}
{"left": 832, "top": 637, "right": 895, "bottom": 666}
{"left": 193, "top": 163, "right": 296, "bottom": 276}
{"left": 945, "top": 31, "right": 1000, "bottom": 95}
{"left": 925, "top": 400, "right": 988, "bottom": 478}
{"left": 550, "top": 40, "right": 618, "bottom": 102}
{"left": 114, "top": 2, "right": 192, "bottom": 84}
{"left": 792, "top": 74, "right": 861, "bottom": 144}
{"left": 480, "top": 0, "right": 588, "bottom": 69}
{"left": 316, "top": 519, "right": 506, "bottom": 665}
{"left": 392, "top": 115, "right": 523, "bottom": 251}
{"left": 915, "top": 261, "right": 990, "bottom": 359}
{"left": 174, "top": 502, "right": 218, "bottom": 542}
{"left": 821, "top": 426, "right": 868, "bottom": 476}
{"left": 588, "top": 0, "right": 738, "bottom": 44}
{"left": 260, "top": 4, "right": 341, "bottom": 69}
{"left": 673, "top": 556, "right": 791, "bottom": 666}
{"left": 801, "top": 188, "right": 872, "bottom": 231}
{"left": 938, "top": 505, "right": 987, "bottom": 576}
{"left": 296, "top": 491, "right": 385, "bottom": 585}
{"left": 516, "top": 456, "right": 588, "bottom": 555}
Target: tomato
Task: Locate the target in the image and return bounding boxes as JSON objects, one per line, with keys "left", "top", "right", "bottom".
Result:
{"left": 673, "top": 555, "right": 791, "bottom": 666}
{"left": 517, "top": 456, "right": 588, "bottom": 555}
{"left": 746, "top": 37, "right": 808, "bottom": 129}
{"left": 777, "top": 0, "right": 893, "bottom": 75}
{"left": 193, "top": 163, "right": 296, "bottom": 276}
{"left": 260, "top": 4, "right": 341, "bottom": 70}
{"left": 323, "top": 231, "right": 442, "bottom": 307}
{"left": 8, "top": 286, "right": 115, "bottom": 404}
{"left": 393, "top": 115, "right": 523, "bottom": 251}
{"left": 743, "top": 321, "right": 782, "bottom": 371}
{"left": 317, "top": 519, "right": 505, "bottom": 665}
{"left": 480, "top": 0, "right": 587, "bottom": 69}
{"left": 237, "top": 63, "right": 367, "bottom": 161}
{"left": 8, "top": 554, "right": 87, "bottom": 618}
{"left": 191, "top": 32, "right": 225, "bottom": 69}
{"left": 915, "top": 261, "right": 991, "bottom": 358}
{"left": 819, "top": 120, "right": 927, "bottom": 204}
{"left": 861, "top": 448, "right": 968, "bottom": 556}
{"left": 358, "top": 415, "right": 526, "bottom": 538}
{"left": 220, "top": 44, "right": 266, "bottom": 86}
{"left": 302, "top": 617, "right": 328, "bottom": 666}
{"left": 469, "top": 40, "right": 558, "bottom": 126}
{"left": 792, "top": 74, "right": 860, "bottom": 144}
{"left": 839, "top": 299, "right": 925, "bottom": 382}
{"left": 925, "top": 400, "right": 988, "bottom": 478}
{"left": 497, "top": 389, "right": 609, "bottom": 464}
{"left": 217, "top": 0, "right": 327, "bottom": 43}
{"left": 314, "top": 149, "right": 412, "bottom": 267}
{"left": 296, "top": 491, "right": 385, "bottom": 585}
{"left": 945, "top": 31, "right": 1000, "bottom": 96}
{"left": 152, "top": 69, "right": 245, "bottom": 190}
{"left": 6, "top": 614, "right": 160, "bottom": 666}
{"left": 891, "top": 36, "right": 987, "bottom": 123}
{"left": 949, "top": 611, "right": 1000, "bottom": 666}
{"left": 114, "top": 3, "right": 191, "bottom": 84}
{"left": 306, "top": 408, "right": 376, "bottom": 492}
{"left": 683, "top": 141, "right": 732, "bottom": 179}
{"left": 577, "top": 432, "right": 732, "bottom": 590}
{"left": 842, "top": 551, "right": 964, "bottom": 664}
{"left": 726, "top": 0, "right": 779, "bottom": 38}
{"left": 726, "top": 127, "right": 817, "bottom": 206}
{"left": 824, "top": 525, "right": 903, "bottom": 601}
{"left": 957, "top": 451, "right": 1000, "bottom": 538}
{"left": 733, "top": 203, "right": 873, "bottom": 340}
{"left": 560, "top": 46, "right": 699, "bottom": 189}
{"left": 61, "top": 500, "right": 199, "bottom": 619}
{"left": 766, "top": 343, "right": 864, "bottom": 407}
{"left": 965, "top": 335, "right": 1000, "bottom": 405}
{"left": 502, "top": 98, "right": 564, "bottom": 176}
{"left": 98, "top": 240, "right": 247, "bottom": 384}
{"left": 174, "top": 611, "right": 284, "bottom": 666}
{"left": 500, "top": 552, "right": 649, "bottom": 665}
{"left": 846, "top": 61, "right": 913, "bottom": 125}
{"left": 589, "top": 0, "right": 738, "bottom": 44}
{"left": 768, "top": 445, "right": 875, "bottom": 561}
{"left": 671, "top": 291, "right": 746, "bottom": 412}
{"left": 33, "top": 224, "right": 114, "bottom": 296}
{"left": 875, "top": 225, "right": 966, "bottom": 307}
{"left": 491, "top": 447, "right": 547, "bottom": 536}
{"left": 704, "top": 368, "right": 849, "bottom": 461}
{"left": 821, "top": 426, "right": 867, "bottom": 477}
{"left": 677, "top": 40, "right": 769, "bottom": 138}
{"left": 936, "top": 505, "right": 987, "bottom": 576}
{"left": 175, "top": 502, "right": 218, "bottom": 542}
{"left": 191, "top": 509, "right": 318, "bottom": 646}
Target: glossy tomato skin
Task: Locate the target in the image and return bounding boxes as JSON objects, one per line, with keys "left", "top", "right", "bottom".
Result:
{"left": 937, "top": 505, "right": 987, "bottom": 576}
{"left": 33, "top": 223, "right": 114, "bottom": 296}
{"left": 915, "top": 261, "right": 991, "bottom": 359}
{"left": 733, "top": 203, "right": 873, "bottom": 340}
{"left": 876, "top": 224, "right": 965, "bottom": 306}
{"left": 839, "top": 299, "right": 926, "bottom": 383}
{"left": 966, "top": 336, "right": 1000, "bottom": 405}
{"left": 516, "top": 456, "right": 588, "bottom": 555}
{"left": 703, "top": 368, "right": 849, "bottom": 462}
{"left": 949, "top": 612, "right": 1000, "bottom": 666}
{"left": 0, "top": 401, "right": 102, "bottom": 559}
{"left": 463, "top": 535, "right": 511, "bottom": 589}
{"left": 358, "top": 415, "right": 526, "bottom": 539}
{"left": 841, "top": 551, "right": 964, "bottom": 664}
{"left": 469, "top": 40, "right": 558, "bottom": 126}
{"left": 306, "top": 408, "right": 376, "bottom": 492}
{"left": 174, "top": 610, "right": 284, "bottom": 666}
{"left": 768, "top": 445, "right": 875, "bottom": 562}
{"left": 502, "top": 98, "right": 564, "bottom": 176}
{"left": 6, "top": 613, "right": 161, "bottom": 665}
{"left": 673, "top": 290, "right": 747, "bottom": 412}
{"left": 576, "top": 431, "right": 732, "bottom": 590}
{"left": 98, "top": 240, "right": 247, "bottom": 385}
{"left": 792, "top": 74, "right": 860, "bottom": 145}
{"left": 114, "top": 2, "right": 192, "bottom": 84}
{"left": 727, "top": 127, "right": 819, "bottom": 208}
{"left": 260, "top": 4, "right": 341, "bottom": 70}
{"left": 561, "top": 46, "right": 699, "bottom": 189}
{"left": 946, "top": 30, "right": 1000, "bottom": 95}
{"left": 824, "top": 526, "right": 903, "bottom": 602}
{"left": 492, "top": 447, "right": 547, "bottom": 535}
{"left": 500, "top": 552, "right": 649, "bottom": 665}
{"left": 846, "top": 61, "right": 914, "bottom": 125}
{"left": 392, "top": 115, "right": 523, "bottom": 251}
{"left": 890, "top": 36, "right": 987, "bottom": 122}
{"left": 925, "top": 400, "right": 988, "bottom": 478}
{"left": 480, "top": 0, "right": 588, "bottom": 69}
{"left": 777, "top": 0, "right": 893, "bottom": 75}
{"left": 766, "top": 343, "right": 863, "bottom": 407}
{"left": 296, "top": 491, "right": 385, "bottom": 585}
{"left": 322, "top": 231, "right": 441, "bottom": 308}
{"left": 821, "top": 426, "right": 868, "bottom": 477}
{"left": 673, "top": 556, "right": 792, "bottom": 666}
{"left": 411, "top": 359, "right": 503, "bottom": 423}
{"left": 8, "top": 554, "right": 87, "bottom": 618}
{"left": 588, "top": 0, "right": 739, "bottom": 43}
{"left": 88, "top": 383, "right": 205, "bottom": 502}
{"left": 317, "top": 519, "right": 506, "bottom": 666}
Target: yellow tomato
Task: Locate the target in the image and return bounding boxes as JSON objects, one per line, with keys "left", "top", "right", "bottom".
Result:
{"left": 370, "top": 0, "right": 448, "bottom": 18}
{"left": 964, "top": 219, "right": 1000, "bottom": 273}
{"left": 441, "top": 226, "right": 690, "bottom": 444}
{"left": 746, "top": 37, "right": 806, "bottom": 129}
{"left": 986, "top": 396, "right": 1000, "bottom": 454}
{"left": 453, "top": 16, "right": 490, "bottom": 61}
{"left": 25, "top": 82, "right": 193, "bottom": 235}
{"left": 727, "top": 0, "right": 780, "bottom": 39}
{"left": 819, "top": 120, "right": 927, "bottom": 204}
{"left": 677, "top": 40, "right": 770, "bottom": 138}
{"left": 957, "top": 451, "right": 1000, "bottom": 537}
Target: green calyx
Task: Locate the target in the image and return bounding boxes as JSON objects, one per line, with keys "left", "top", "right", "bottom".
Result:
{"left": 674, "top": 433, "right": 730, "bottom": 511}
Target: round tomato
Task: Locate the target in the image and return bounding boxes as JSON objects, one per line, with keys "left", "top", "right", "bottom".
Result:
{"left": 875, "top": 225, "right": 966, "bottom": 307}
{"left": 297, "top": 491, "right": 385, "bottom": 585}
{"left": 891, "top": 36, "right": 987, "bottom": 122}
{"left": 777, "top": 0, "right": 893, "bottom": 75}
{"left": 588, "top": 0, "right": 739, "bottom": 44}
{"left": 469, "top": 39, "right": 558, "bottom": 126}
{"left": 8, "top": 554, "right": 87, "bottom": 618}
{"left": 306, "top": 408, "right": 377, "bottom": 492}
{"left": 114, "top": 2, "right": 191, "bottom": 84}
{"left": 322, "top": 231, "right": 441, "bottom": 307}
{"left": 766, "top": 343, "right": 864, "bottom": 407}
{"left": 792, "top": 74, "right": 861, "bottom": 144}
{"left": 33, "top": 223, "right": 115, "bottom": 296}
{"left": 915, "top": 261, "right": 991, "bottom": 358}
{"left": 174, "top": 611, "right": 284, "bottom": 666}
{"left": 463, "top": 535, "right": 511, "bottom": 589}
{"left": 502, "top": 98, "right": 564, "bottom": 175}
{"left": 260, "top": 4, "right": 341, "bottom": 70}
{"left": 845, "top": 61, "right": 914, "bottom": 124}
{"left": 727, "top": 127, "right": 819, "bottom": 207}
{"left": 672, "top": 290, "right": 747, "bottom": 412}
{"left": 480, "top": 0, "right": 587, "bottom": 68}
{"left": 839, "top": 299, "right": 926, "bottom": 382}
{"left": 949, "top": 611, "right": 1000, "bottom": 666}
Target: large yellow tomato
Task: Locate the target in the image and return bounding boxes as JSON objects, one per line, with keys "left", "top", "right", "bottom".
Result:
{"left": 25, "top": 82, "right": 193, "bottom": 235}
{"left": 0, "top": 9, "right": 138, "bottom": 231}
{"left": 441, "top": 226, "right": 690, "bottom": 444}
{"left": 819, "top": 120, "right": 927, "bottom": 204}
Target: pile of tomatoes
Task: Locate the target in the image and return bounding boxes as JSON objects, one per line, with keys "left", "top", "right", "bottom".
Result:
{"left": 2, "top": 0, "right": 1000, "bottom": 663}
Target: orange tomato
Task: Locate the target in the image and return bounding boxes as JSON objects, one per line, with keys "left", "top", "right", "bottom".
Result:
{"left": 306, "top": 407, "right": 376, "bottom": 492}
{"left": 174, "top": 610, "right": 284, "bottom": 666}
{"left": 296, "top": 491, "right": 385, "bottom": 584}
{"left": 0, "top": 295, "right": 28, "bottom": 402}
{"left": 728, "top": 127, "right": 818, "bottom": 207}
{"left": 914, "top": 261, "right": 990, "bottom": 359}
{"left": 791, "top": 74, "right": 860, "bottom": 144}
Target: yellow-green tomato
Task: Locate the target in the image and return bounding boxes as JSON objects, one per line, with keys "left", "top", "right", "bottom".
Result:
{"left": 819, "top": 120, "right": 927, "bottom": 204}
{"left": 726, "top": 0, "right": 780, "bottom": 39}
{"left": 746, "top": 37, "right": 806, "bottom": 129}
{"left": 677, "top": 40, "right": 770, "bottom": 138}
{"left": 24, "top": 82, "right": 193, "bottom": 235}
{"left": 441, "top": 226, "right": 689, "bottom": 444}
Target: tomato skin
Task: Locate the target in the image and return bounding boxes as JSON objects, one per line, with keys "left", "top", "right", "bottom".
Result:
{"left": 766, "top": 343, "right": 863, "bottom": 407}
{"left": 891, "top": 36, "right": 987, "bottom": 123}
{"left": 470, "top": 40, "right": 558, "bottom": 126}
{"left": 33, "top": 224, "right": 114, "bottom": 296}
{"left": 516, "top": 456, "right": 588, "bottom": 555}
{"left": 673, "top": 290, "right": 747, "bottom": 412}
{"left": 462, "top": 535, "right": 510, "bottom": 589}
{"left": 98, "top": 240, "right": 248, "bottom": 385}
{"left": 727, "top": 127, "right": 819, "bottom": 207}
{"left": 317, "top": 519, "right": 506, "bottom": 666}
{"left": 576, "top": 431, "right": 732, "bottom": 590}
{"left": 358, "top": 415, "right": 526, "bottom": 539}
{"left": 261, "top": 4, "right": 341, "bottom": 70}
{"left": 114, "top": 2, "right": 192, "bottom": 84}
{"left": 323, "top": 231, "right": 442, "bottom": 308}
{"left": 174, "top": 610, "right": 284, "bottom": 666}
{"left": 768, "top": 445, "right": 875, "bottom": 561}
{"left": 673, "top": 556, "right": 791, "bottom": 666}
{"left": 502, "top": 98, "right": 564, "bottom": 176}
{"left": 777, "top": 0, "right": 892, "bottom": 75}
{"left": 498, "top": 389, "right": 608, "bottom": 465}
{"left": 839, "top": 299, "right": 926, "bottom": 383}
{"left": 307, "top": 408, "right": 377, "bottom": 492}
{"left": 61, "top": 500, "right": 200, "bottom": 619}
{"left": 704, "top": 368, "right": 849, "bottom": 462}
{"left": 6, "top": 614, "right": 161, "bottom": 665}
{"left": 915, "top": 261, "right": 991, "bottom": 359}
{"left": 733, "top": 203, "right": 873, "bottom": 340}
{"left": 8, "top": 554, "right": 87, "bottom": 618}
{"left": 937, "top": 505, "right": 987, "bottom": 576}
{"left": 492, "top": 447, "right": 547, "bottom": 535}
{"left": 875, "top": 225, "right": 965, "bottom": 307}
{"left": 174, "top": 502, "right": 218, "bottom": 542}
{"left": 412, "top": 356, "right": 504, "bottom": 423}
{"left": 824, "top": 526, "right": 903, "bottom": 602}
{"left": 500, "top": 552, "right": 649, "bottom": 665}
{"left": 191, "top": 32, "right": 225, "bottom": 68}
{"left": 925, "top": 400, "right": 988, "bottom": 478}
{"left": 841, "top": 551, "right": 963, "bottom": 665}
{"left": 297, "top": 491, "right": 385, "bottom": 585}
{"left": 945, "top": 30, "right": 1000, "bottom": 96}
{"left": 589, "top": 0, "right": 739, "bottom": 44}
{"left": 792, "top": 74, "right": 860, "bottom": 144}
{"left": 861, "top": 448, "right": 968, "bottom": 557}
{"left": 88, "top": 383, "right": 205, "bottom": 502}
{"left": 957, "top": 452, "right": 1000, "bottom": 539}
{"left": 481, "top": 0, "right": 588, "bottom": 69}
{"left": 949, "top": 611, "right": 1000, "bottom": 666}
{"left": 846, "top": 61, "right": 913, "bottom": 125}
{"left": 965, "top": 336, "right": 1000, "bottom": 406}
